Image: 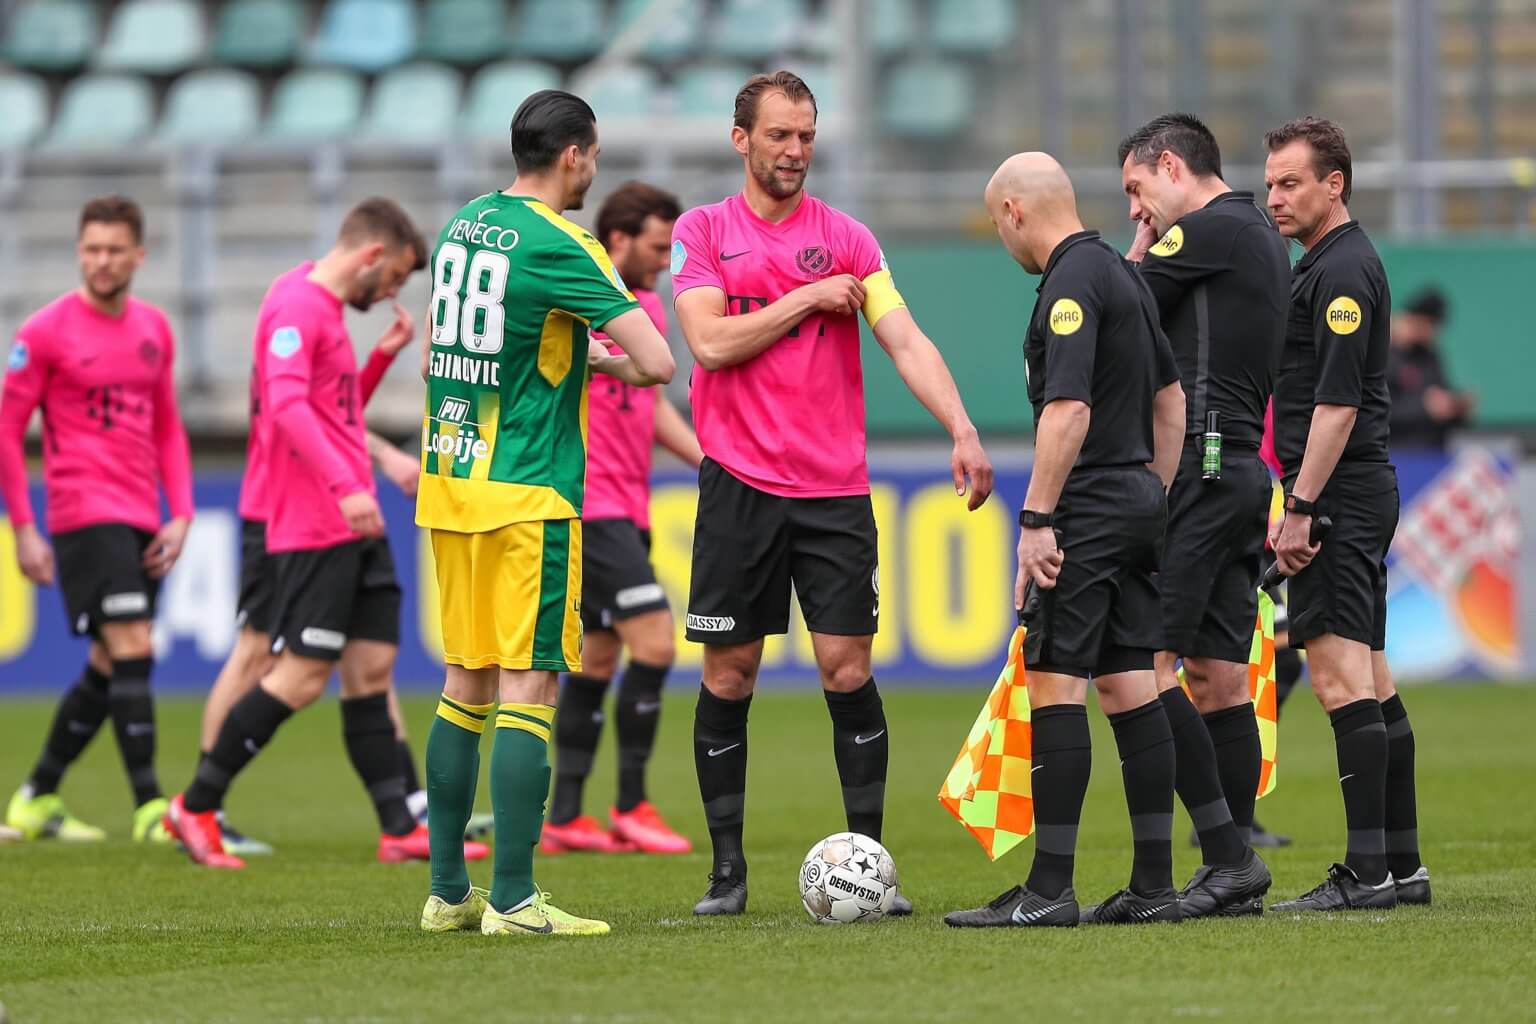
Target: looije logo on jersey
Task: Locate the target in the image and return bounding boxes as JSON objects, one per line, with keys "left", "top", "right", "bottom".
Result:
{"left": 796, "top": 245, "right": 833, "bottom": 278}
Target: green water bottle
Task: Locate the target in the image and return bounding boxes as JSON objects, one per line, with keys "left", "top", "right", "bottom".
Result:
{"left": 1201, "top": 410, "right": 1222, "bottom": 481}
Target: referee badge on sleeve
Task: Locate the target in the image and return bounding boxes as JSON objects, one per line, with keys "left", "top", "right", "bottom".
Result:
{"left": 1049, "top": 298, "right": 1084, "bottom": 335}
{"left": 1149, "top": 224, "right": 1184, "bottom": 257}
{"left": 1325, "top": 296, "right": 1362, "bottom": 335}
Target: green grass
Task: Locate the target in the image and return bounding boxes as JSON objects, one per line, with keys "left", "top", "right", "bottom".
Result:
{"left": 2, "top": 684, "right": 1534, "bottom": 1022}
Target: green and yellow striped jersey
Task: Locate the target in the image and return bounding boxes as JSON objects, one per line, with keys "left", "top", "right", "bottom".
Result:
{"left": 416, "top": 192, "right": 639, "bottom": 534}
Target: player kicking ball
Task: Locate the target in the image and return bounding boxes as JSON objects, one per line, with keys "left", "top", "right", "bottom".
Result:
{"left": 416, "top": 91, "right": 674, "bottom": 937}
{"left": 543, "top": 181, "right": 703, "bottom": 856}
{"left": 2, "top": 196, "right": 192, "bottom": 845}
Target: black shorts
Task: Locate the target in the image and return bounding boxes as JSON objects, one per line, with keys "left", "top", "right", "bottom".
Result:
{"left": 1285, "top": 462, "right": 1399, "bottom": 651}
{"left": 1024, "top": 466, "right": 1166, "bottom": 679}
{"left": 685, "top": 457, "right": 878, "bottom": 645}
{"left": 581, "top": 519, "right": 668, "bottom": 632}
{"left": 1158, "top": 446, "right": 1272, "bottom": 662}
{"left": 236, "top": 518, "right": 278, "bottom": 635}
{"left": 53, "top": 523, "right": 161, "bottom": 637}
{"left": 269, "top": 537, "right": 402, "bottom": 661}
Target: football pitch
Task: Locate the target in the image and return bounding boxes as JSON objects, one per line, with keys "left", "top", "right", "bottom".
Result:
{"left": 2, "top": 683, "right": 1533, "bottom": 1023}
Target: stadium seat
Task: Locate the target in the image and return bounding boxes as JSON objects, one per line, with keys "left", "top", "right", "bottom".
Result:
{"left": 806, "top": 0, "right": 915, "bottom": 55}
{"left": 514, "top": 0, "right": 605, "bottom": 61}
{"left": 712, "top": 0, "right": 804, "bottom": 59}
{"left": 675, "top": 63, "right": 752, "bottom": 116}
{"left": 0, "top": 73, "right": 49, "bottom": 149}
{"left": 362, "top": 63, "right": 463, "bottom": 141}
{"left": 880, "top": 60, "right": 972, "bottom": 137}
{"left": 267, "top": 68, "right": 365, "bottom": 139}
{"left": 97, "top": 0, "right": 207, "bottom": 74}
{"left": 932, "top": 0, "right": 1014, "bottom": 54}
{"left": 571, "top": 63, "right": 659, "bottom": 122}
{"left": 213, "top": 0, "right": 306, "bottom": 69}
{"left": 462, "top": 61, "right": 560, "bottom": 139}
{"left": 46, "top": 73, "right": 156, "bottom": 149}
{"left": 2, "top": 0, "right": 98, "bottom": 72}
{"left": 309, "top": 0, "right": 416, "bottom": 73}
{"left": 782, "top": 62, "right": 841, "bottom": 116}
{"left": 615, "top": 0, "right": 704, "bottom": 62}
{"left": 159, "top": 69, "right": 262, "bottom": 144}
{"left": 418, "top": 0, "right": 509, "bottom": 65}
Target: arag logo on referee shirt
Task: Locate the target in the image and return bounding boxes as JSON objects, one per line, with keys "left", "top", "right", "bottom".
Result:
{"left": 1049, "top": 298, "right": 1084, "bottom": 335}
{"left": 1326, "top": 296, "right": 1363, "bottom": 335}
{"left": 1149, "top": 224, "right": 1184, "bottom": 257}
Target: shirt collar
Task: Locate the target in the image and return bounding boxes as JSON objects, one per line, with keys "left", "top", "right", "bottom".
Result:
{"left": 1037, "top": 230, "right": 1101, "bottom": 292}
{"left": 1205, "top": 190, "right": 1253, "bottom": 208}
{"left": 1295, "top": 220, "right": 1360, "bottom": 271}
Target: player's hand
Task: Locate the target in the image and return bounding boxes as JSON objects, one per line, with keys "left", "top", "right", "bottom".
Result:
{"left": 1016, "top": 526, "right": 1064, "bottom": 606}
{"left": 376, "top": 442, "right": 420, "bottom": 499}
{"left": 142, "top": 516, "right": 190, "bottom": 579}
{"left": 1272, "top": 511, "right": 1320, "bottom": 577}
{"left": 15, "top": 523, "right": 55, "bottom": 586}
{"left": 1128, "top": 218, "right": 1159, "bottom": 262}
{"left": 802, "top": 275, "right": 866, "bottom": 316}
{"left": 951, "top": 429, "right": 994, "bottom": 511}
{"left": 339, "top": 491, "right": 385, "bottom": 538}
{"left": 375, "top": 302, "right": 416, "bottom": 357}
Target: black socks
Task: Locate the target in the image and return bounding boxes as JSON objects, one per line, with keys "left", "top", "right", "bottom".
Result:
{"left": 1159, "top": 688, "right": 1247, "bottom": 865}
{"left": 694, "top": 685, "right": 750, "bottom": 872}
{"left": 1330, "top": 699, "right": 1389, "bottom": 884}
{"left": 1109, "top": 699, "right": 1177, "bottom": 896}
{"left": 1203, "top": 701, "right": 1263, "bottom": 847}
{"left": 341, "top": 693, "right": 417, "bottom": 837}
{"left": 108, "top": 656, "right": 161, "bottom": 807}
{"left": 1381, "top": 694, "right": 1421, "bottom": 878}
{"left": 29, "top": 662, "right": 111, "bottom": 796}
{"left": 614, "top": 660, "right": 669, "bottom": 813}
{"left": 824, "top": 678, "right": 888, "bottom": 842}
{"left": 1023, "top": 704, "right": 1092, "bottom": 900}
{"left": 550, "top": 674, "right": 608, "bottom": 825}
{"left": 185, "top": 686, "right": 293, "bottom": 813}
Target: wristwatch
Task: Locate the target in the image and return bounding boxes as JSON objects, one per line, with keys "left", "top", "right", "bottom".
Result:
{"left": 1284, "top": 494, "right": 1316, "bottom": 516}
{"left": 1018, "top": 509, "right": 1054, "bottom": 529}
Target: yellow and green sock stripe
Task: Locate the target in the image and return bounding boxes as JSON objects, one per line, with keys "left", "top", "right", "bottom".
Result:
{"left": 427, "top": 695, "right": 494, "bottom": 902}
{"left": 490, "top": 702, "right": 556, "bottom": 912}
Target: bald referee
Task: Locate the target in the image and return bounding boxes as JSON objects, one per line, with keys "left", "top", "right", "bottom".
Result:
{"left": 1262, "top": 117, "right": 1427, "bottom": 912}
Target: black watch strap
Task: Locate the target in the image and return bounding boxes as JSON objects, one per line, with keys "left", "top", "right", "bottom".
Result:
{"left": 1018, "top": 509, "right": 1054, "bottom": 529}
{"left": 1284, "top": 494, "right": 1316, "bottom": 516}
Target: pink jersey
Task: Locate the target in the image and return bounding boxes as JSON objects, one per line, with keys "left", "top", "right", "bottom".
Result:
{"left": 671, "top": 192, "right": 893, "bottom": 498}
{"left": 584, "top": 289, "right": 666, "bottom": 526}
{"left": 257, "top": 269, "right": 375, "bottom": 552}
{"left": 0, "top": 292, "right": 193, "bottom": 534}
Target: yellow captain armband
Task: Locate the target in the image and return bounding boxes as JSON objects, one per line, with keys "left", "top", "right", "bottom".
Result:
{"left": 860, "top": 269, "right": 906, "bottom": 328}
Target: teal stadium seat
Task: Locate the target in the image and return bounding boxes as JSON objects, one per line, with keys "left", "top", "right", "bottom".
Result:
{"left": 880, "top": 59, "right": 971, "bottom": 138}
{"left": 159, "top": 69, "right": 261, "bottom": 144}
{"left": 46, "top": 73, "right": 156, "bottom": 149}
{"left": 3, "top": 0, "right": 98, "bottom": 72}
{"left": 418, "top": 0, "right": 508, "bottom": 66}
{"left": 615, "top": 0, "right": 704, "bottom": 62}
{"left": 712, "top": 0, "right": 803, "bottom": 60}
{"left": 571, "top": 63, "right": 658, "bottom": 123}
{"left": 97, "top": 0, "right": 206, "bottom": 74}
{"left": 362, "top": 63, "right": 463, "bottom": 142}
{"left": 213, "top": 0, "right": 306, "bottom": 69}
{"left": 0, "top": 73, "right": 49, "bottom": 148}
{"left": 782, "top": 62, "right": 840, "bottom": 116}
{"left": 806, "top": 0, "right": 915, "bottom": 56}
{"left": 675, "top": 63, "right": 751, "bottom": 116}
{"left": 267, "top": 68, "right": 365, "bottom": 138}
{"left": 309, "top": 0, "right": 416, "bottom": 73}
{"left": 514, "top": 0, "right": 605, "bottom": 62}
{"left": 932, "top": 0, "right": 1014, "bottom": 54}
{"left": 462, "top": 60, "right": 560, "bottom": 139}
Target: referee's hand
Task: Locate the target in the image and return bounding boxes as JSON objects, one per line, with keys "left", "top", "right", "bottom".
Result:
{"left": 1015, "top": 526, "right": 1064, "bottom": 609}
{"left": 1271, "top": 510, "right": 1320, "bottom": 577}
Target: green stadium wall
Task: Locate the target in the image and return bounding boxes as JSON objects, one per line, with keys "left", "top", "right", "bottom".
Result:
{"left": 861, "top": 238, "right": 1535, "bottom": 436}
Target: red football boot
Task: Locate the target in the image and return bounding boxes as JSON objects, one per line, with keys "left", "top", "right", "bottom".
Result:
{"left": 379, "top": 824, "right": 488, "bottom": 864}
{"left": 609, "top": 802, "right": 693, "bottom": 854}
{"left": 540, "top": 816, "right": 634, "bottom": 854}
{"left": 164, "top": 794, "right": 245, "bottom": 869}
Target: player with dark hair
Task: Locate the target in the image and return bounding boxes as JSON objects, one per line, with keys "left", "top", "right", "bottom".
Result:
{"left": 1262, "top": 116, "right": 1428, "bottom": 911}
{"left": 673, "top": 70, "right": 994, "bottom": 917}
{"left": 162, "top": 197, "right": 488, "bottom": 871}
{"left": 946, "top": 153, "right": 1185, "bottom": 928}
{"left": 2, "top": 195, "right": 191, "bottom": 844}
{"left": 543, "top": 180, "right": 703, "bottom": 856}
{"left": 1117, "top": 112, "right": 1289, "bottom": 917}
{"left": 417, "top": 90, "right": 675, "bottom": 937}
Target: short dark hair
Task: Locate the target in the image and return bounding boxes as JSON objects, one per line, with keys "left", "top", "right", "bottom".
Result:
{"left": 1403, "top": 286, "right": 1448, "bottom": 324}
{"left": 733, "top": 70, "right": 817, "bottom": 133}
{"left": 511, "top": 89, "right": 597, "bottom": 175}
{"left": 339, "top": 197, "right": 428, "bottom": 270}
{"left": 1118, "top": 113, "right": 1223, "bottom": 179}
{"left": 1264, "top": 116, "right": 1353, "bottom": 204}
{"left": 79, "top": 195, "right": 143, "bottom": 244}
{"left": 595, "top": 181, "right": 682, "bottom": 248}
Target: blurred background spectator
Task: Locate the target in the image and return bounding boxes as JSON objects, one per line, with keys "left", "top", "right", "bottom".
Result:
{"left": 1389, "top": 286, "right": 1478, "bottom": 451}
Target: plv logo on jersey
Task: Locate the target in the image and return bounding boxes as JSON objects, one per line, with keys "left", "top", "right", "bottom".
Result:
{"left": 796, "top": 245, "right": 833, "bottom": 278}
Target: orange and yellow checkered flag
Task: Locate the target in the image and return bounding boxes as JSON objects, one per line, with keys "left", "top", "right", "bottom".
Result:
{"left": 937, "top": 625, "right": 1033, "bottom": 860}
{"left": 1178, "top": 588, "right": 1279, "bottom": 798}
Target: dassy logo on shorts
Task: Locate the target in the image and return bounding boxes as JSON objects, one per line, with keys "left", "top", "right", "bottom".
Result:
{"left": 686, "top": 614, "right": 736, "bottom": 633}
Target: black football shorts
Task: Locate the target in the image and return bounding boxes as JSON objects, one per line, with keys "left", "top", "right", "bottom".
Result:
{"left": 268, "top": 536, "right": 401, "bottom": 661}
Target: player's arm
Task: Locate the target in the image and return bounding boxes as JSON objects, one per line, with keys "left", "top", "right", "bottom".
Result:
{"left": 1272, "top": 269, "right": 1375, "bottom": 576}
{"left": 366, "top": 430, "right": 418, "bottom": 499}
{"left": 653, "top": 396, "right": 704, "bottom": 468}
{"left": 588, "top": 308, "right": 674, "bottom": 386}
{"left": 144, "top": 324, "right": 194, "bottom": 578}
{"left": 871, "top": 307, "right": 993, "bottom": 510}
{"left": 1132, "top": 216, "right": 1229, "bottom": 310}
{"left": 675, "top": 279, "right": 863, "bottom": 371}
{"left": 360, "top": 302, "right": 415, "bottom": 405}
{"left": 0, "top": 332, "right": 54, "bottom": 584}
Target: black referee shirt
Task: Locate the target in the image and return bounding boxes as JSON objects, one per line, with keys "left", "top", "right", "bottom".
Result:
{"left": 1136, "top": 191, "right": 1290, "bottom": 447}
{"left": 1272, "top": 221, "right": 1393, "bottom": 472}
{"left": 1025, "top": 230, "right": 1180, "bottom": 468}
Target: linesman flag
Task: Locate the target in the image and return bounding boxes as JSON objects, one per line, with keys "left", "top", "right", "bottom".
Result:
{"left": 937, "top": 625, "right": 1033, "bottom": 861}
{"left": 1179, "top": 588, "right": 1280, "bottom": 798}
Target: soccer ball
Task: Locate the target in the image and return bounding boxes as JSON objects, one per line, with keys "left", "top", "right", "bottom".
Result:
{"left": 798, "top": 831, "right": 898, "bottom": 924}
